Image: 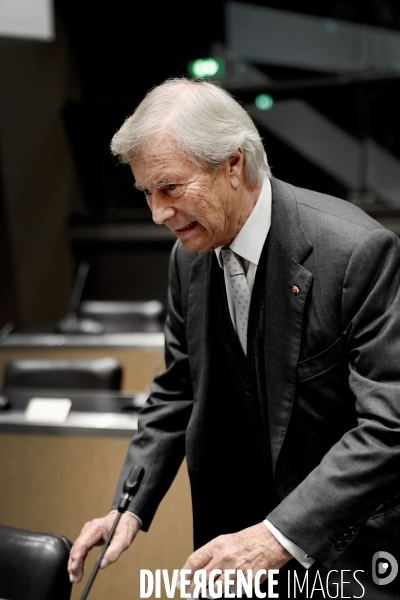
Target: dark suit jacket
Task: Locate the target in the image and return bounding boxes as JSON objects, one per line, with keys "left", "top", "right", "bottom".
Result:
{"left": 112, "top": 178, "right": 400, "bottom": 591}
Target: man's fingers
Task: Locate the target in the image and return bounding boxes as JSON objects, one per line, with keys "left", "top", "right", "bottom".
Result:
{"left": 181, "top": 538, "right": 217, "bottom": 572}
{"left": 68, "top": 519, "right": 109, "bottom": 582}
{"left": 179, "top": 525, "right": 291, "bottom": 595}
{"left": 68, "top": 513, "right": 140, "bottom": 584}
{"left": 99, "top": 530, "right": 133, "bottom": 568}
{"left": 179, "top": 537, "right": 230, "bottom": 594}
{"left": 189, "top": 561, "right": 223, "bottom": 595}
{"left": 68, "top": 514, "right": 117, "bottom": 582}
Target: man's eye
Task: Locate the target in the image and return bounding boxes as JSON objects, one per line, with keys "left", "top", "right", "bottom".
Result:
{"left": 144, "top": 189, "right": 151, "bottom": 196}
{"left": 167, "top": 184, "right": 176, "bottom": 190}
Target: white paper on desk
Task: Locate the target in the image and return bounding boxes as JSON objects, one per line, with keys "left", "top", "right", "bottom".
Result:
{"left": 25, "top": 398, "right": 72, "bottom": 424}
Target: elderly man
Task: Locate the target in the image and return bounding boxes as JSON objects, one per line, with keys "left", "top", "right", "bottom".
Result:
{"left": 69, "top": 79, "right": 400, "bottom": 598}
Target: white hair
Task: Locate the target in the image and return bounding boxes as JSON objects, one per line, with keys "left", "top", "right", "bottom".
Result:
{"left": 110, "top": 78, "right": 270, "bottom": 186}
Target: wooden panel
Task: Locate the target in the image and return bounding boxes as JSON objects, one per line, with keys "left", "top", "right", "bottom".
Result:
{"left": 0, "top": 348, "right": 164, "bottom": 392}
{"left": 0, "top": 433, "right": 192, "bottom": 600}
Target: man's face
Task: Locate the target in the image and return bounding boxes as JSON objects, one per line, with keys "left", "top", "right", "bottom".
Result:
{"left": 130, "top": 136, "right": 243, "bottom": 253}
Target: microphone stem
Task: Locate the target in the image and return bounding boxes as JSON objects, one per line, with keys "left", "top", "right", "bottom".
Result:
{"left": 79, "top": 512, "right": 122, "bottom": 600}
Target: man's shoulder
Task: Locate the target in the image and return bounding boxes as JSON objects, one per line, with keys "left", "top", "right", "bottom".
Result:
{"left": 276, "top": 179, "right": 383, "bottom": 235}
{"left": 298, "top": 187, "right": 381, "bottom": 232}
{"left": 272, "top": 179, "right": 391, "bottom": 259}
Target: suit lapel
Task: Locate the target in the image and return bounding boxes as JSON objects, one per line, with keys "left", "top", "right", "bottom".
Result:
{"left": 186, "top": 251, "right": 213, "bottom": 401}
{"left": 265, "top": 179, "right": 314, "bottom": 472}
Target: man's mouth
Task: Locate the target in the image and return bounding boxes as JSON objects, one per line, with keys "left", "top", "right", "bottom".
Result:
{"left": 175, "top": 221, "right": 198, "bottom": 233}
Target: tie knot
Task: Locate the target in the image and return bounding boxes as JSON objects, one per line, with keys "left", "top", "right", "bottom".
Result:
{"left": 221, "top": 247, "right": 245, "bottom": 277}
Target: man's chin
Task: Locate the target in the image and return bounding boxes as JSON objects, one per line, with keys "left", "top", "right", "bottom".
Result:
{"left": 179, "top": 237, "right": 213, "bottom": 254}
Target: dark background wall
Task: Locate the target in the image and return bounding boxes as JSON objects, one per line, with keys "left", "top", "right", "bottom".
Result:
{"left": 0, "top": 19, "right": 74, "bottom": 329}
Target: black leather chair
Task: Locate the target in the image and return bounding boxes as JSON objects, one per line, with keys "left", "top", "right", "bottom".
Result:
{"left": 4, "top": 357, "right": 122, "bottom": 390}
{"left": 78, "top": 300, "right": 164, "bottom": 333}
{"left": 0, "top": 525, "right": 72, "bottom": 600}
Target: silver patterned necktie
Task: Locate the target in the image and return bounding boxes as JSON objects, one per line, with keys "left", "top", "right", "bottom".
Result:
{"left": 221, "top": 246, "right": 251, "bottom": 355}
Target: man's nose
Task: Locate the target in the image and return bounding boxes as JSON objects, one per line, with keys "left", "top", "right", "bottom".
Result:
{"left": 151, "top": 193, "right": 176, "bottom": 225}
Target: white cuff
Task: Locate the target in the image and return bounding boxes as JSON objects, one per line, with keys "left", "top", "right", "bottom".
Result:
{"left": 264, "top": 519, "right": 315, "bottom": 569}
{"left": 110, "top": 509, "right": 142, "bottom": 528}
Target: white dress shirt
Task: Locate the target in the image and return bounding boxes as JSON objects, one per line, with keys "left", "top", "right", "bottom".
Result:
{"left": 215, "top": 177, "right": 314, "bottom": 570}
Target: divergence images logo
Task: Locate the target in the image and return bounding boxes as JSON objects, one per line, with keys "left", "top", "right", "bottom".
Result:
{"left": 372, "top": 551, "right": 399, "bottom": 586}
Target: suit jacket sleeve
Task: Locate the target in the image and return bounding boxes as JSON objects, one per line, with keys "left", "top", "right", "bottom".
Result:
{"left": 110, "top": 241, "right": 193, "bottom": 530}
{"left": 267, "top": 227, "right": 400, "bottom": 566}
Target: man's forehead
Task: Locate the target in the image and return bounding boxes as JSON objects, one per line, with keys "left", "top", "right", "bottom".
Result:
{"left": 136, "top": 134, "right": 181, "bottom": 160}
{"left": 131, "top": 141, "right": 199, "bottom": 190}
{"left": 131, "top": 138, "right": 183, "bottom": 169}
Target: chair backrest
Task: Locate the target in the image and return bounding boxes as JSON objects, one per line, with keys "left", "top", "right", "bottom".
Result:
{"left": 0, "top": 525, "right": 72, "bottom": 600}
{"left": 4, "top": 357, "right": 122, "bottom": 390}
{"left": 78, "top": 300, "right": 164, "bottom": 333}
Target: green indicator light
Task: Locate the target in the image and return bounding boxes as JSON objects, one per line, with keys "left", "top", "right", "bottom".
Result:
{"left": 187, "top": 58, "right": 224, "bottom": 78}
{"left": 255, "top": 94, "right": 274, "bottom": 110}
{"left": 324, "top": 19, "right": 339, "bottom": 33}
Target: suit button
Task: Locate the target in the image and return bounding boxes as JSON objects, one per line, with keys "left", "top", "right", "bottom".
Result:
{"left": 347, "top": 526, "right": 356, "bottom": 537}
{"left": 244, "top": 385, "right": 252, "bottom": 396}
{"left": 335, "top": 541, "right": 345, "bottom": 551}
{"left": 342, "top": 533, "right": 351, "bottom": 543}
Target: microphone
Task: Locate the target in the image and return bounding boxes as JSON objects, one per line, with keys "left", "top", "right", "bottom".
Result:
{"left": 56, "top": 262, "right": 104, "bottom": 335}
{"left": 118, "top": 465, "right": 144, "bottom": 512}
{"left": 0, "top": 322, "right": 14, "bottom": 345}
{"left": 79, "top": 466, "right": 144, "bottom": 600}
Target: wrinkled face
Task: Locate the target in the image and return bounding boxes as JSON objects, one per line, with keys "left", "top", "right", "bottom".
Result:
{"left": 130, "top": 136, "right": 245, "bottom": 253}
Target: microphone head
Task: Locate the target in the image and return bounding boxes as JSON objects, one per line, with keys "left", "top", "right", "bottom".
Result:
{"left": 123, "top": 466, "right": 144, "bottom": 495}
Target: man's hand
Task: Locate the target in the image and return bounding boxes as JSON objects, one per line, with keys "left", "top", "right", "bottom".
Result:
{"left": 68, "top": 512, "right": 140, "bottom": 584}
{"left": 180, "top": 523, "right": 291, "bottom": 594}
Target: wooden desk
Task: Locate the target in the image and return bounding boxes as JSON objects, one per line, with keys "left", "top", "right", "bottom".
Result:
{"left": 0, "top": 332, "right": 165, "bottom": 392}
{"left": 0, "top": 413, "right": 192, "bottom": 600}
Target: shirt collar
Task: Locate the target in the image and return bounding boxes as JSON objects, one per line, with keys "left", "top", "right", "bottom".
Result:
{"left": 215, "top": 176, "right": 272, "bottom": 268}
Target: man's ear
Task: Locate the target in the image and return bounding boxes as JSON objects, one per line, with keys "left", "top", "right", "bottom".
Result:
{"left": 228, "top": 148, "right": 244, "bottom": 188}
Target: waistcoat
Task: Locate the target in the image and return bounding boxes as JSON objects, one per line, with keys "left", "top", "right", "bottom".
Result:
{"left": 191, "top": 237, "right": 280, "bottom": 551}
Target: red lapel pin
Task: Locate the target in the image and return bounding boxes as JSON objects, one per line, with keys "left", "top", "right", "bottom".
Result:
{"left": 292, "top": 285, "right": 300, "bottom": 295}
